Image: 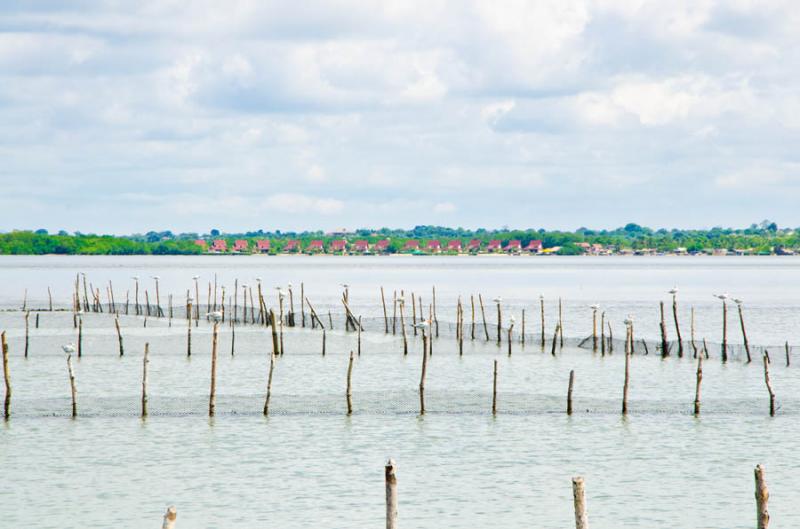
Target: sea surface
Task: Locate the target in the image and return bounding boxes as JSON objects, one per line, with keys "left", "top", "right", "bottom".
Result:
{"left": 1, "top": 255, "right": 799, "bottom": 528}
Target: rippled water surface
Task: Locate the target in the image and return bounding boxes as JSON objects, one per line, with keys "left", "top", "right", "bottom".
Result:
{"left": 2, "top": 255, "right": 799, "bottom": 528}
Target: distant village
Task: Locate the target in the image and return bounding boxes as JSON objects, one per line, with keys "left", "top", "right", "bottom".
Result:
{"left": 194, "top": 237, "right": 791, "bottom": 256}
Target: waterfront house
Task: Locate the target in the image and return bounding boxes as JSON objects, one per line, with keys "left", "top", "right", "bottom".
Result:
{"left": 330, "top": 239, "right": 347, "bottom": 254}
{"left": 402, "top": 240, "right": 420, "bottom": 252}
{"left": 447, "top": 240, "right": 462, "bottom": 253}
{"left": 487, "top": 240, "right": 502, "bottom": 252}
{"left": 353, "top": 240, "right": 370, "bottom": 253}
{"left": 374, "top": 239, "right": 390, "bottom": 253}
{"left": 283, "top": 240, "right": 300, "bottom": 253}
{"left": 426, "top": 240, "right": 442, "bottom": 253}
{"left": 525, "top": 240, "right": 543, "bottom": 253}
{"left": 467, "top": 239, "right": 481, "bottom": 253}
{"left": 256, "top": 240, "right": 271, "bottom": 253}
{"left": 233, "top": 240, "right": 249, "bottom": 253}
{"left": 194, "top": 239, "right": 207, "bottom": 249}
{"left": 307, "top": 240, "right": 324, "bottom": 253}
{"left": 505, "top": 240, "right": 522, "bottom": 253}
{"left": 211, "top": 239, "right": 227, "bottom": 253}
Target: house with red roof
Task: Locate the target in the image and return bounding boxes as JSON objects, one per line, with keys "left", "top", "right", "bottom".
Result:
{"left": 374, "top": 239, "right": 390, "bottom": 253}
{"left": 505, "top": 240, "right": 522, "bottom": 253}
{"left": 426, "top": 240, "right": 442, "bottom": 253}
{"left": 256, "top": 240, "right": 271, "bottom": 253}
{"left": 194, "top": 239, "right": 207, "bottom": 249}
{"left": 467, "top": 239, "right": 481, "bottom": 253}
{"left": 487, "top": 240, "right": 502, "bottom": 252}
{"left": 446, "top": 240, "right": 462, "bottom": 253}
{"left": 525, "top": 240, "right": 543, "bottom": 253}
{"left": 283, "top": 240, "right": 300, "bottom": 253}
{"left": 330, "top": 239, "right": 347, "bottom": 254}
{"left": 233, "top": 239, "right": 249, "bottom": 253}
{"left": 353, "top": 240, "right": 369, "bottom": 253}
{"left": 306, "top": 240, "right": 324, "bottom": 253}
{"left": 402, "top": 240, "right": 420, "bottom": 252}
{"left": 211, "top": 239, "right": 227, "bottom": 253}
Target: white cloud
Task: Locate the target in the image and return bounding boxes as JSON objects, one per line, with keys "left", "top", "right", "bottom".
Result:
{"left": 262, "top": 193, "right": 344, "bottom": 215}
{"left": 433, "top": 201, "right": 456, "bottom": 213}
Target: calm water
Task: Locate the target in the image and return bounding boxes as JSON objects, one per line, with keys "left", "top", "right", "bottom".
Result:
{"left": 1, "top": 256, "right": 799, "bottom": 528}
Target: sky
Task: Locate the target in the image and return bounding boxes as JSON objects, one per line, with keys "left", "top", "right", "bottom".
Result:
{"left": 1, "top": 0, "right": 799, "bottom": 235}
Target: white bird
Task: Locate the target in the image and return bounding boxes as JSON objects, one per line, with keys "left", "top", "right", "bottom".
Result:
{"left": 590, "top": 304, "right": 600, "bottom": 311}
{"left": 151, "top": 275, "right": 160, "bottom": 280}
{"left": 539, "top": 294, "right": 544, "bottom": 300}
{"left": 714, "top": 293, "right": 729, "bottom": 300}
{"left": 492, "top": 297, "right": 502, "bottom": 303}
{"left": 61, "top": 344, "right": 76, "bottom": 354}
{"left": 132, "top": 276, "right": 139, "bottom": 280}
{"left": 668, "top": 287, "right": 678, "bottom": 295}
{"left": 206, "top": 311, "right": 223, "bottom": 322}
{"left": 192, "top": 275, "right": 200, "bottom": 280}
{"left": 412, "top": 321, "right": 430, "bottom": 329}
{"left": 509, "top": 315, "right": 516, "bottom": 324}
{"left": 733, "top": 298, "right": 743, "bottom": 305}
{"left": 255, "top": 277, "right": 262, "bottom": 282}
{"left": 623, "top": 314, "right": 634, "bottom": 325}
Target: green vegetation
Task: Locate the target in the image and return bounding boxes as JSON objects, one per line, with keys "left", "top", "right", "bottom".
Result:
{"left": 0, "top": 221, "right": 797, "bottom": 255}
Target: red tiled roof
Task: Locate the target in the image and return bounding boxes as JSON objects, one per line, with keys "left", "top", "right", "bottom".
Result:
{"left": 353, "top": 240, "right": 369, "bottom": 251}
{"left": 284, "top": 240, "right": 299, "bottom": 251}
{"left": 426, "top": 240, "right": 441, "bottom": 250}
{"left": 487, "top": 240, "right": 502, "bottom": 250}
{"left": 402, "top": 240, "right": 420, "bottom": 250}
{"left": 194, "top": 239, "right": 207, "bottom": 247}
{"left": 447, "top": 240, "right": 462, "bottom": 250}
{"left": 256, "top": 240, "right": 271, "bottom": 250}
{"left": 525, "top": 240, "right": 543, "bottom": 251}
{"left": 505, "top": 240, "right": 521, "bottom": 250}
{"left": 212, "top": 239, "right": 227, "bottom": 251}
{"left": 331, "top": 240, "right": 347, "bottom": 251}
{"left": 577, "top": 242, "right": 590, "bottom": 248}
{"left": 468, "top": 239, "right": 481, "bottom": 249}
{"left": 374, "top": 239, "right": 390, "bottom": 250}
{"left": 307, "top": 240, "right": 324, "bottom": 250}
{"left": 233, "top": 239, "right": 249, "bottom": 251}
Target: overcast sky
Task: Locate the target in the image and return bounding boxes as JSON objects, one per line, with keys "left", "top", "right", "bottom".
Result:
{"left": 1, "top": 1, "right": 798, "bottom": 234}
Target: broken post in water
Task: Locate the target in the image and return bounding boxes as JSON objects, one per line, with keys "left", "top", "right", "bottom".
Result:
{"left": 346, "top": 350, "right": 354, "bottom": 415}
{"left": 385, "top": 459, "right": 398, "bottom": 529}
{"left": 694, "top": 346, "right": 703, "bottom": 415}
{"left": 763, "top": 353, "right": 776, "bottom": 417}
{"left": 567, "top": 369, "right": 574, "bottom": 415}
{"left": 115, "top": 315, "right": 124, "bottom": 356}
{"left": 622, "top": 319, "right": 632, "bottom": 415}
{"left": 492, "top": 359, "right": 498, "bottom": 415}
{"left": 479, "top": 294, "right": 489, "bottom": 341}
{"left": 162, "top": 506, "right": 177, "bottom": 529}
{"left": 2, "top": 331, "right": 10, "bottom": 420}
{"left": 671, "top": 288, "right": 683, "bottom": 357}
{"left": 755, "top": 464, "right": 769, "bottom": 529}
{"left": 66, "top": 352, "right": 77, "bottom": 418}
{"left": 419, "top": 327, "right": 428, "bottom": 415}
{"left": 659, "top": 301, "right": 668, "bottom": 357}
{"left": 572, "top": 476, "right": 588, "bottom": 529}
{"left": 209, "top": 319, "right": 219, "bottom": 417}
{"left": 141, "top": 343, "right": 149, "bottom": 418}
{"left": 263, "top": 354, "right": 275, "bottom": 416}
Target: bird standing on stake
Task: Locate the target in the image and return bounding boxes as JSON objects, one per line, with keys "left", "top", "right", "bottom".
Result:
{"left": 413, "top": 321, "right": 430, "bottom": 415}
{"left": 669, "top": 287, "right": 683, "bottom": 356}
{"left": 590, "top": 304, "right": 600, "bottom": 351}
{"left": 493, "top": 297, "right": 502, "bottom": 345}
{"left": 714, "top": 293, "right": 729, "bottom": 361}
{"left": 62, "top": 344, "right": 77, "bottom": 417}
{"left": 507, "top": 315, "right": 515, "bottom": 356}
{"left": 131, "top": 276, "right": 140, "bottom": 315}
{"left": 192, "top": 275, "right": 201, "bottom": 323}
{"left": 151, "top": 275, "right": 162, "bottom": 317}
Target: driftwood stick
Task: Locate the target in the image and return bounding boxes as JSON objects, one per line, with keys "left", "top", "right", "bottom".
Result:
{"left": 755, "top": 464, "right": 769, "bottom": 529}
{"left": 572, "top": 476, "right": 588, "bottom": 529}
{"left": 346, "top": 350, "right": 354, "bottom": 415}
{"left": 2, "top": 332, "right": 10, "bottom": 420}
{"left": 162, "top": 506, "right": 177, "bottom": 529}
{"left": 550, "top": 323, "right": 560, "bottom": 356}
{"left": 419, "top": 331, "right": 428, "bottom": 415}
{"left": 263, "top": 354, "right": 275, "bottom": 416}
{"left": 115, "top": 315, "right": 124, "bottom": 356}
{"left": 67, "top": 353, "right": 77, "bottom": 418}
{"left": 385, "top": 459, "right": 398, "bottom": 529}
{"left": 209, "top": 322, "right": 219, "bottom": 417}
{"left": 141, "top": 343, "right": 149, "bottom": 418}
{"left": 763, "top": 354, "right": 776, "bottom": 417}
{"left": 567, "top": 369, "right": 574, "bottom": 415}
{"left": 381, "top": 287, "right": 389, "bottom": 334}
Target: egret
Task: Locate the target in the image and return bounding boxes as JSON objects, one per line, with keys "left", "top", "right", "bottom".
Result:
{"left": 733, "top": 298, "right": 743, "bottom": 305}
{"left": 590, "top": 304, "right": 600, "bottom": 310}
{"left": 207, "top": 311, "right": 223, "bottom": 322}
{"left": 623, "top": 315, "right": 634, "bottom": 326}
{"left": 509, "top": 315, "right": 516, "bottom": 324}
{"left": 668, "top": 287, "right": 678, "bottom": 295}
{"left": 714, "top": 293, "right": 729, "bottom": 300}
{"left": 132, "top": 276, "right": 139, "bottom": 280}
{"left": 62, "top": 344, "right": 76, "bottom": 354}
{"left": 192, "top": 275, "right": 200, "bottom": 280}
{"left": 412, "top": 321, "right": 430, "bottom": 330}
{"left": 492, "top": 297, "right": 502, "bottom": 303}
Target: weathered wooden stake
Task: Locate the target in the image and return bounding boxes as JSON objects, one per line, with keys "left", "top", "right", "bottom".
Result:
{"left": 399, "top": 299, "right": 407, "bottom": 355}
{"left": 600, "top": 311, "right": 606, "bottom": 356}
{"left": 496, "top": 300, "right": 502, "bottom": 345}
{"left": 412, "top": 292, "right": 418, "bottom": 336}
{"left": 77, "top": 317, "right": 83, "bottom": 357}
{"left": 48, "top": 286, "right": 53, "bottom": 311}
{"left": 659, "top": 301, "right": 669, "bottom": 357}
{"left": 572, "top": 476, "right": 588, "bottom": 529}
{"left": 385, "top": 459, "right": 398, "bottom": 529}
{"left": 672, "top": 292, "right": 683, "bottom": 357}
{"left": 115, "top": 315, "right": 124, "bottom": 356}
{"left": 470, "top": 295, "right": 476, "bottom": 340}
{"left": 622, "top": 323, "right": 631, "bottom": 415}
{"left": 270, "top": 310, "right": 279, "bottom": 356}
{"left": 479, "top": 294, "right": 489, "bottom": 341}
{"left": 209, "top": 322, "right": 219, "bottom": 417}
{"left": 540, "top": 295, "right": 545, "bottom": 348}
{"left": 187, "top": 300, "right": 192, "bottom": 356}
{"left": 763, "top": 354, "right": 775, "bottom": 417}
{"left": 67, "top": 353, "right": 77, "bottom": 418}
{"left": 521, "top": 309, "right": 525, "bottom": 346}
{"left": 592, "top": 307, "right": 598, "bottom": 352}
{"left": 2, "top": 332, "right": 10, "bottom": 419}
{"left": 567, "top": 369, "right": 574, "bottom": 415}
{"left": 35, "top": 312, "right": 39, "bottom": 329}
{"left": 263, "top": 354, "right": 275, "bottom": 416}
{"left": 358, "top": 316, "right": 363, "bottom": 356}
{"left": 785, "top": 341, "right": 790, "bottom": 367}
{"left": 755, "top": 464, "right": 769, "bottom": 529}
{"left": 381, "top": 287, "right": 389, "bottom": 333}
{"left": 419, "top": 331, "right": 428, "bottom": 415}
{"left": 24, "top": 311, "right": 29, "bottom": 358}
{"left": 392, "top": 290, "right": 397, "bottom": 335}
{"left": 492, "top": 359, "right": 498, "bottom": 415}
{"left": 141, "top": 343, "right": 149, "bottom": 418}
{"left": 694, "top": 346, "right": 703, "bottom": 416}
{"left": 558, "top": 297, "right": 564, "bottom": 347}
{"left": 550, "top": 323, "right": 560, "bottom": 356}
{"left": 721, "top": 298, "right": 728, "bottom": 361}
{"left": 346, "top": 350, "right": 354, "bottom": 415}
{"left": 162, "top": 506, "right": 177, "bottom": 529}
{"left": 738, "top": 302, "right": 752, "bottom": 363}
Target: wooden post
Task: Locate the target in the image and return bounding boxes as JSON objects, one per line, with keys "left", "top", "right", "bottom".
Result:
{"left": 755, "top": 464, "right": 770, "bottom": 529}
{"left": 288, "top": 284, "right": 295, "bottom": 327}
{"left": 145, "top": 290, "right": 151, "bottom": 317}
{"left": 141, "top": 343, "right": 149, "bottom": 418}
{"left": 209, "top": 322, "right": 219, "bottom": 417}
{"left": 301, "top": 283, "right": 306, "bottom": 328}
{"left": 694, "top": 346, "right": 703, "bottom": 416}
{"left": 622, "top": 324, "right": 631, "bottom": 415}
{"left": 419, "top": 330, "right": 428, "bottom": 415}
{"left": 263, "top": 354, "right": 275, "bottom": 416}
{"left": 67, "top": 353, "right": 77, "bottom": 418}
{"left": 572, "top": 476, "right": 588, "bottom": 529}
{"left": 48, "top": 286, "right": 53, "bottom": 311}
{"left": 230, "top": 321, "right": 236, "bottom": 356}
{"left": 392, "top": 290, "right": 397, "bottom": 335}
{"left": 496, "top": 300, "right": 502, "bottom": 345}
{"left": 471, "top": 295, "right": 475, "bottom": 340}
{"left": 35, "top": 312, "right": 39, "bottom": 329}
{"left": 2, "top": 332, "right": 10, "bottom": 420}
{"left": 600, "top": 312, "right": 605, "bottom": 356}
{"left": 399, "top": 298, "right": 408, "bottom": 355}
{"left": 381, "top": 287, "right": 389, "bottom": 334}
{"left": 722, "top": 298, "right": 728, "bottom": 361}
{"left": 492, "top": 359, "right": 498, "bottom": 415}
{"left": 592, "top": 307, "right": 597, "bottom": 352}
{"left": 738, "top": 303, "right": 752, "bottom": 363}
{"left": 659, "top": 301, "right": 669, "bottom": 357}
{"left": 385, "top": 459, "right": 398, "bottom": 529}
{"left": 358, "top": 316, "right": 363, "bottom": 356}
{"left": 328, "top": 310, "right": 333, "bottom": 330}
{"left": 540, "top": 295, "right": 545, "bottom": 348}
{"left": 115, "top": 315, "right": 124, "bottom": 356}
{"left": 162, "top": 506, "right": 177, "bottom": 529}
{"left": 763, "top": 354, "right": 775, "bottom": 417}
{"left": 24, "top": 310, "right": 29, "bottom": 358}
{"left": 278, "top": 295, "right": 284, "bottom": 355}
{"left": 550, "top": 323, "right": 560, "bottom": 356}
{"left": 521, "top": 309, "right": 525, "bottom": 346}
{"left": 558, "top": 297, "right": 564, "bottom": 348}
{"left": 322, "top": 329, "right": 327, "bottom": 356}
{"left": 187, "top": 300, "right": 192, "bottom": 357}
{"left": 672, "top": 293, "right": 683, "bottom": 357}
{"left": 479, "top": 294, "right": 489, "bottom": 341}
{"left": 567, "top": 369, "right": 574, "bottom": 415}
{"left": 412, "top": 292, "right": 418, "bottom": 336}
{"left": 269, "top": 310, "right": 279, "bottom": 356}
{"left": 346, "top": 350, "right": 354, "bottom": 415}
{"left": 507, "top": 323, "right": 513, "bottom": 356}
{"left": 785, "top": 341, "right": 790, "bottom": 367}
{"left": 77, "top": 317, "right": 83, "bottom": 357}
{"left": 690, "top": 306, "right": 697, "bottom": 358}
